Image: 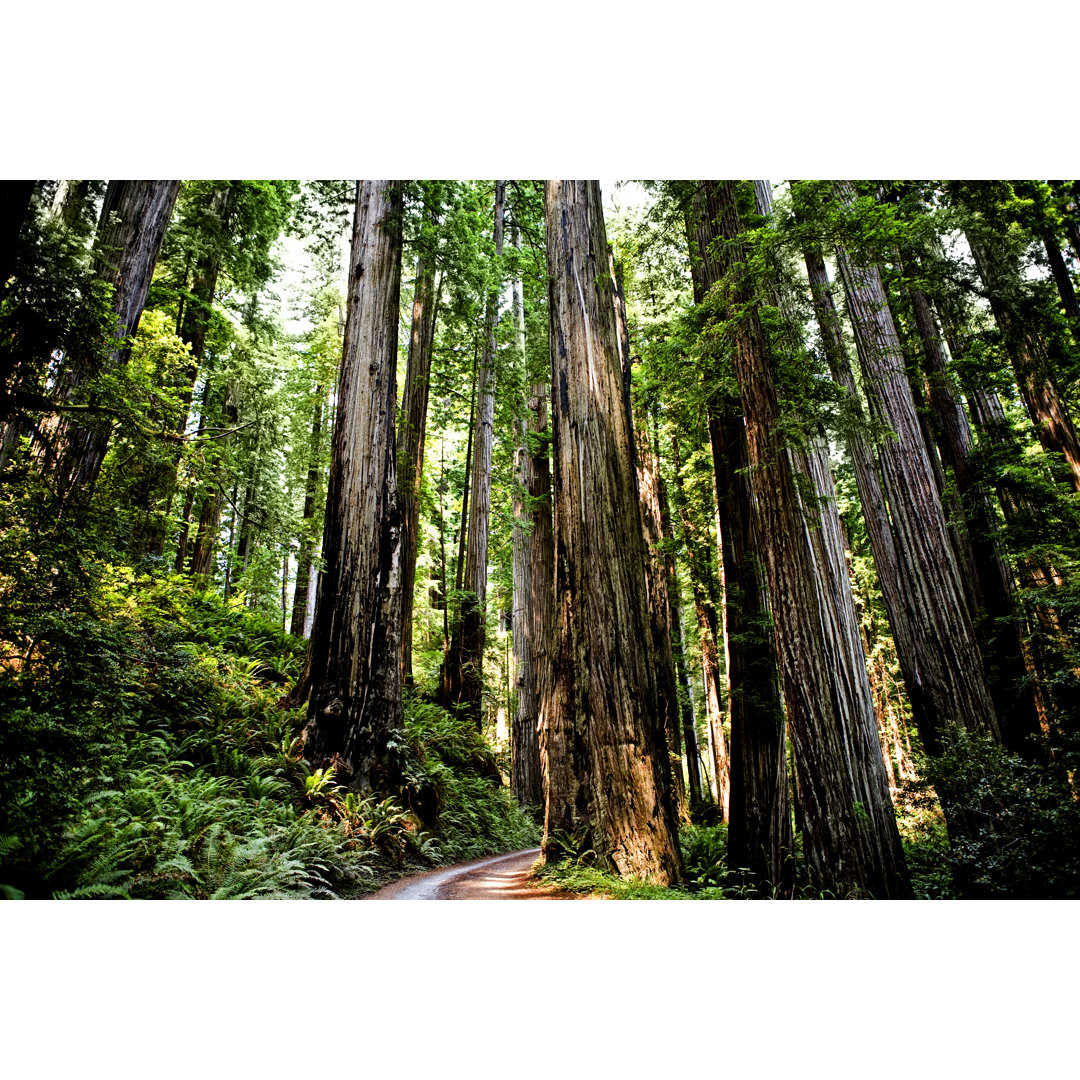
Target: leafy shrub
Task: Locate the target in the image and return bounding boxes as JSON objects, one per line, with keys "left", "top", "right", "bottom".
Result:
{"left": 926, "top": 728, "right": 1080, "bottom": 898}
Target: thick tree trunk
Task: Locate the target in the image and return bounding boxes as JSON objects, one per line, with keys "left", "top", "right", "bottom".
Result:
{"left": 711, "top": 180, "right": 909, "bottom": 898}
{"left": 685, "top": 181, "right": 790, "bottom": 891}
{"left": 829, "top": 183, "right": 997, "bottom": 768}
{"left": 399, "top": 185, "right": 442, "bottom": 682}
{"left": 511, "top": 229, "right": 546, "bottom": 811}
{"left": 540, "top": 180, "right": 684, "bottom": 885}
{"left": 301, "top": 180, "right": 406, "bottom": 792}
{"left": 833, "top": 181, "right": 1001, "bottom": 760}
{"left": 904, "top": 272, "right": 1043, "bottom": 754}
{"left": 56, "top": 180, "right": 180, "bottom": 499}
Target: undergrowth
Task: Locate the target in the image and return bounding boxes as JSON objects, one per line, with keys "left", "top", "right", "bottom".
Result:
{"left": 0, "top": 552, "right": 537, "bottom": 899}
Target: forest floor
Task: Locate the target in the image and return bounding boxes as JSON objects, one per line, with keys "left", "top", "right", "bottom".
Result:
{"left": 368, "top": 847, "right": 582, "bottom": 899}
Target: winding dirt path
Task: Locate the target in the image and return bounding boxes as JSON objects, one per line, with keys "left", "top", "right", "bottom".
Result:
{"left": 368, "top": 847, "right": 578, "bottom": 900}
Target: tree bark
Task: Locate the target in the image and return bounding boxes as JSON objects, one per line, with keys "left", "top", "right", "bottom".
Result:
{"left": 445, "top": 181, "right": 504, "bottom": 729}
{"left": 399, "top": 184, "right": 442, "bottom": 682}
{"left": 290, "top": 393, "right": 325, "bottom": 636}
{"left": 962, "top": 223, "right": 1080, "bottom": 494}
{"left": 711, "top": 180, "right": 909, "bottom": 898}
{"left": 611, "top": 249, "right": 686, "bottom": 812}
{"left": 540, "top": 180, "right": 684, "bottom": 885}
{"left": 685, "top": 181, "right": 790, "bottom": 891}
{"left": 56, "top": 180, "right": 180, "bottom": 499}
{"left": 832, "top": 182, "right": 1001, "bottom": 759}
{"left": 301, "top": 180, "right": 406, "bottom": 792}
{"left": 511, "top": 227, "right": 547, "bottom": 811}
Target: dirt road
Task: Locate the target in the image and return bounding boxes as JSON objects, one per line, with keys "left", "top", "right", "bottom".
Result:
{"left": 369, "top": 847, "right": 577, "bottom": 900}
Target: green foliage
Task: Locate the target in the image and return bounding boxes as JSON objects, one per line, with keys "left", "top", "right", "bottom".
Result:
{"left": 926, "top": 729, "right": 1080, "bottom": 898}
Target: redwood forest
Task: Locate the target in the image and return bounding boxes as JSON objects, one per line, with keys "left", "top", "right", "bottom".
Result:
{"left": 3, "top": 178, "right": 1080, "bottom": 901}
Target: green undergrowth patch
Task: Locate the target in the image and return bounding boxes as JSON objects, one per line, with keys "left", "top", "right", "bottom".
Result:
{"left": 0, "top": 561, "right": 537, "bottom": 899}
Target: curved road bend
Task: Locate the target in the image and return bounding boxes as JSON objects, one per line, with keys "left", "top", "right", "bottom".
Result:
{"left": 370, "top": 847, "right": 576, "bottom": 900}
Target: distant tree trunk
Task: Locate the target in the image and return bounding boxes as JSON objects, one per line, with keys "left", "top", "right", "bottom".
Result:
{"left": 961, "top": 223, "right": 1080, "bottom": 494}
{"left": 441, "top": 349, "right": 478, "bottom": 704}
{"left": 669, "top": 434, "right": 729, "bottom": 817}
{"left": 511, "top": 226, "right": 546, "bottom": 810}
{"left": 56, "top": 180, "right": 180, "bottom": 499}
{"left": 611, "top": 249, "right": 686, "bottom": 811}
{"left": 446, "top": 180, "right": 505, "bottom": 729}
{"left": 540, "top": 179, "right": 684, "bottom": 885}
{"left": 301, "top": 180, "right": 406, "bottom": 792}
{"left": 685, "top": 181, "right": 790, "bottom": 891}
{"left": 290, "top": 394, "right": 324, "bottom": 637}
{"left": 399, "top": 184, "right": 442, "bottom": 682}
{"left": 711, "top": 180, "right": 909, "bottom": 898}
{"left": 658, "top": 475, "right": 704, "bottom": 809}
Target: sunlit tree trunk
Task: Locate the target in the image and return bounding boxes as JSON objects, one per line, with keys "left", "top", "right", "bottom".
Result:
{"left": 540, "top": 180, "right": 684, "bottom": 885}
{"left": 301, "top": 180, "right": 406, "bottom": 791}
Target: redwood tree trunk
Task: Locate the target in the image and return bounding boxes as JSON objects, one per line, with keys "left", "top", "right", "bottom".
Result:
{"left": 511, "top": 228, "right": 546, "bottom": 810}
{"left": 541, "top": 180, "right": 684, "bottom": 885}
{"left": 57, "top": 180, "right": 180, "bottom": 499}
{"left": 301, "top": 180, "right": 406, "bottom": 792}
{"left": 833, "top": 181, "right": 1001, "bottom": 759}
{"left": 290, "top": 394, "right": 324, "bottom": 636}
{"left": 399, "top": 184, "right": 442, "bottom": 682}
{"left": 711, "top": 180, "right": 908, "bottom": 898}
{"left": 685, "top": 181, "right": 790, "bottom": 891}
{"left": 446, "top": 181, "right": 505, "bottom": 729}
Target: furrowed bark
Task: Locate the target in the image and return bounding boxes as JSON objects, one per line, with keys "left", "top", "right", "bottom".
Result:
{"left": 833, "top": 181, "right": 1001, "bottom": 759}
{"left": 712, "top": 180, "right": 908, "bottom": 898}
{"left": 56, "top": 180, "right": 180, "bottom": 499}
{"left": 301, "top": 180, "right": 406, "bottom": 792}
{"left": 541, "top": 180, "right": 684, "bottom": 885}
{"left": 511, "top": 225, "right": 546, "bottom": 810}
{"left": 399, "top": 184, "right": 442, "bottom": 682}
{"left": 446, "top": 181, "right": 504, "bottom": 729}
{"left": 685, "top": 181, "right": 790, "bottom": 891}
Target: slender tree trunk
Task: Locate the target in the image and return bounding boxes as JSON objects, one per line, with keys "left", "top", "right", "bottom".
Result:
{"left": 447, "top": 181, "right": 505, "bottom": 730}
{"left": 399, "top": 184, "right": 442, "bottom": 682}
{"left": 511, "top": 227, "right": 546, "bottom": 810}
{"left": 540, "top": 180, "right": 684, "bottom": 885}
{"left": 961, "top": 223, "right": 1080, "bottom": 494}
{"left": 301, "top": 180, "right": 406, "bottom": 792}
{"left": 56, "top": 180, "right": 180, "bottom": 499}
{"left": 711, "top": 180, "right": 909, "bottom": 898}
{"left": 290, "top": 394, "right": 325, "bottom": 637}
{"left": 669, "top": 435, "right": 729, "bottom": 818}
{"left": 611, "top": 249, "right": 686, "bottom": 811}
{"left": 659, "top": 480, "right": 704, "bottom": 809}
